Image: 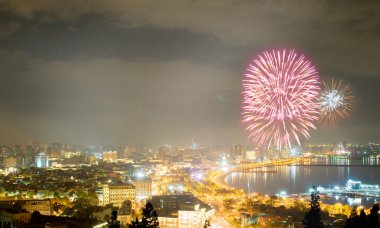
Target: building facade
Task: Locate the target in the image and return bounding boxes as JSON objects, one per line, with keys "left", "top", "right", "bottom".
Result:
{"left": 24, "top": 199, "right": 53, "bottom": 215}
{"left": 132, "top": 179, "right": 152, "bottom": 202}
{"left": 151, "top": 194, "right": 214, "bottom": 228}
{"left": 34, "top": 152, "right": 49, "bottom": 168}
{"left": 102, "top": 184, "right": 135, "bottom": 208}
{"left": 103, "top": 151, "right": 118, "bottom": 162}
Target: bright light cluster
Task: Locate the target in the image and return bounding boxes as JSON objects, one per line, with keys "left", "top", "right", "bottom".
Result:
{"left": 242, "top": 49, "right": 321, "bottom": 149}
{"left": 319, "top": 78, "right": 355, "bottom": 125}
{"left": 323, "top": 90, "right": 344, "bottom": 110}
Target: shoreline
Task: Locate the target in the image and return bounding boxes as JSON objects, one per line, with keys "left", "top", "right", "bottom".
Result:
{"left": 218, "top": 158, "right": 380, "bottom": 207}
{"left": 210, "top": 158, "right": 309, "bottom": 193}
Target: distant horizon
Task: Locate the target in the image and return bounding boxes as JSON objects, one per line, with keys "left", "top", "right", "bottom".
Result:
{"left": 0, "top": 138, "right": 378, "bottom": 148}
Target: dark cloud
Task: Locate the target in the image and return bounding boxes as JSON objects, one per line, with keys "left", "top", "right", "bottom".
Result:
{"left": 0, "top": 0, "right": 379, "bottom": 145}
{"left": 4, "top": 15, "right": 241, "bottom": 66}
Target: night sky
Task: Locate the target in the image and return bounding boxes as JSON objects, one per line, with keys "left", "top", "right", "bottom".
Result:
{"left": 0, "top": 0, "right": 379, "bottom": 145}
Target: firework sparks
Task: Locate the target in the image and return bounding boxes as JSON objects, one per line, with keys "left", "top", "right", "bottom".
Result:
{"left": 242, "top": 49, "right": 320, "bottom": 149}
{"left": 319, "top": 78, "right": 355, "bottom": 125}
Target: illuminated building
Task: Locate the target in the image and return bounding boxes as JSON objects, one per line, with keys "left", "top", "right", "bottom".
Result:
{"left": 3, "top": 157, "right": 17, "bottom": 168}
{"left": 103, "top": 151, "right": 118, "bottom": 162}
{"left": 0, "top": 200, "right": 54, "bottom": 215}
{"left": 192, "top": 140, "right": 199, "bottom": 150}
{"left": 34, "top": 152, "right": 49, "bottom": 168}
{"left": 346, "top": 179, "right": 379, "bottom": 191}
{"left": 229, "top": 144, "right": 246, "bottom": 162}
{"left": 102, "top": 184, "right": 135, "bottom": 208}
{"left": 333, "top": 143, "right": 349, "bottom": 155}
{"left": 24, "top": 199, "right": 53, "bottom": 215}
{"left": 132, "top": 178, "right": 152, "bottom": 202}
{"left": 20, "top": 153, "right": 33, "bottom": 168}
{"left": 63, "top": 151, "right": 81, "bottom": 158}
{"left": 0, "top": 209, "right": 31, "bottom": 227}
{"left": 246, "top": 150, "right": 256, "bottom": 161}
{"left": 289, "top": 146, "right": 303, "bottom": 157}
{"left": 151, "top": 194, "right": 214, "bottom": 228}
{"left": 345, "top": 180, "right": 363, "bottom": 190}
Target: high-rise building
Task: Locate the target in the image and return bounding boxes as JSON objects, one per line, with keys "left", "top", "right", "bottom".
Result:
{"left": 229, "top": 144, "right": 246, "bottom": 162}
{"left": 48, "top": 143, "right": 62, "bottom": 158}
{"left": 102, "top": 184, "right": 135, "bottom": 208}
{"left": 191, "top": 140, "right": 199, "bottom": 150}
{"left": 34, "top": 152, "right": 49, "bottom": 168}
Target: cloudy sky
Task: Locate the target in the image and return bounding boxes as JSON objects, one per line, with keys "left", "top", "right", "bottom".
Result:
{"left": 0, "top": 0, "right": 379, "bottom": 146}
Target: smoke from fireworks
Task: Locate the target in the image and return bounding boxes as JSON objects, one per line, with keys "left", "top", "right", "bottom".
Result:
{"left": 242, "top": 49, "right": 320, "bottom": 149}
{"left": 318, "top": 78, "right": 355, "bottom": 125}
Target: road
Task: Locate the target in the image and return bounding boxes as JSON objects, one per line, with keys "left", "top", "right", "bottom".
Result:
{"left": 211, "top": 215, "right": 235, "bottom": 228}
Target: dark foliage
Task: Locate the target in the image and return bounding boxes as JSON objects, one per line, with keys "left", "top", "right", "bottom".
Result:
{"left": 129, "top": 202, "right": 159, "bottom": 228}
{"left": 344, "top": 203, "right": 380, "bottom": 228}
{"left": 344, "top": 208, "right": 359, "bottom": 228}
{"left": 368, "top": 203, "right": 379, "bottom": 228}
{"left": 108, "top": 210, "right": 121, "bottom": 228}
{"left": 303, "top": 186, "right": 324, "bottom": 228}
{"left": 358, "top": 209, "right": 369, "bottom": 227}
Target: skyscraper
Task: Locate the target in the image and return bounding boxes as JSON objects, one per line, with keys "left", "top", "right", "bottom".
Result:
{"left": 34, "top": 152, "right": 49, "bottom": 168}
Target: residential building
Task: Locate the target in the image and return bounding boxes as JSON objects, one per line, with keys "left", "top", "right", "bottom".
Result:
{"left": 150, "top": 194, "right": 214, "bottom": 228}
{"left": 132, "top": 178, "right": 152, "bottom": 202}
{"left": 0, "top": 209, "right": 31, "bottom": 227}
{"left": 102, "top": 184, "right": 135, "bottom": 208}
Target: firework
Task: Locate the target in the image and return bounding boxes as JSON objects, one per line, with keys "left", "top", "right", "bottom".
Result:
{"left": 242, "top": 49, "right": 320, "bottom": 149}
{"left": 318, "top": 78, "right": 355, "bottom": 125}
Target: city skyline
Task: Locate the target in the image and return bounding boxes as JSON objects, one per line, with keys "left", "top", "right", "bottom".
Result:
{"left": 0, "top": 0, "right": 379, "bottom": 145}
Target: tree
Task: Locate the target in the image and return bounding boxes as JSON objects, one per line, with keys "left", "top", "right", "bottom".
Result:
{"left": 204, "top": 219, "right": 211, "bottom": 228}
{"left": 53, "top": 191, "right": 60, "bottom": 198}
{"left": 130, "top": 218, "right": 140, "bottom": 228}
{"left": 129, "top": 202, "right": 159, "bottom": 228}
{"left": 368, "top": 203, "right": 379, "bottom": 228}
{"left": 30, "top": 211, "right": 42, "bottom": 224}
{"left": 358, "top": 209, "right": 368, "bottom": 227}
{"left": 108, "top": 210, "right": 121, "bottom": 228}
{"left": 344, "top": 208, "right": 358, "bottom": 228}
{"left": 303, "top": 186, "right": 323, "bottom": 228}
{"left": 76, "top": 189, "right": 87, "bottom": 199}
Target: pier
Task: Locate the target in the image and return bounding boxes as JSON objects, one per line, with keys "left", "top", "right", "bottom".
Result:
{"left": 306, "top": 180, "right": 380, "bottom": 198}
{"left": 288, "top": 164, "right": 380, "bottom": 167}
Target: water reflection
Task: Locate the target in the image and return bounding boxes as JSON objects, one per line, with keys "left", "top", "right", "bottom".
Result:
{"left": 225, "top": 158, "right": 380, "bottom": 206}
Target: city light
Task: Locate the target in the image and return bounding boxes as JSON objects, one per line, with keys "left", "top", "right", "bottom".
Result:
{"left": 277, "top": 191, "right": 287, "bottom": 197}
{"left": 135, "top": 171, "right": 146, "bottom": 179}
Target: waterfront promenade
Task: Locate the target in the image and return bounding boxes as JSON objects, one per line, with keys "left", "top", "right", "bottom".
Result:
{"left": 209, "top": 158, "right": 309, "bottom": 191}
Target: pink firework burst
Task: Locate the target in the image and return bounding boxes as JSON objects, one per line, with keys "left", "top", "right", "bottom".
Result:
{"left": 242, "top": 49, "right": 321, "bottom": 149}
